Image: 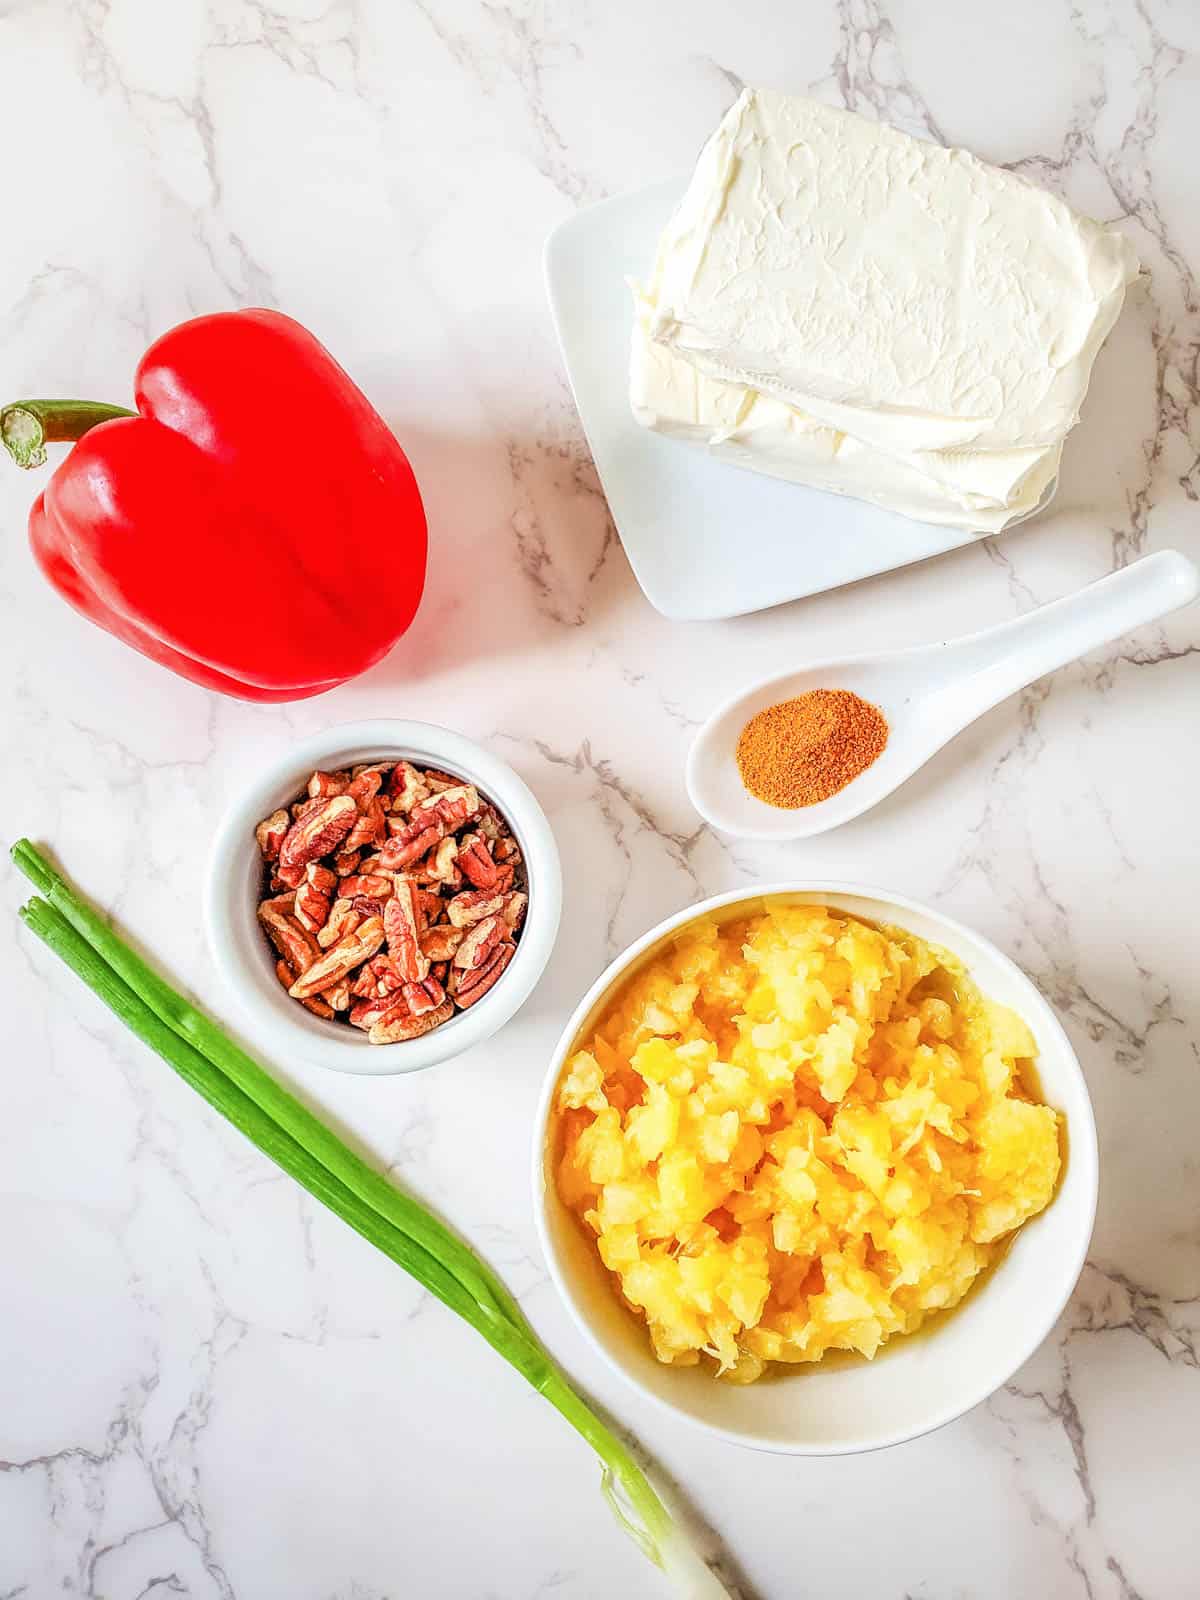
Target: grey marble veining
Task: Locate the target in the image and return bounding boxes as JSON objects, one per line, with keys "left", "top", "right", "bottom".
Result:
{"left": 1, "top": 1, "right": 1197, "bottom": 1596}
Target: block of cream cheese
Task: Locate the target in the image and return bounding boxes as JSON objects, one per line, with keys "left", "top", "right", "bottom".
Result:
{"left": 631, "top": 89, "right": 1139, "bottom": 532}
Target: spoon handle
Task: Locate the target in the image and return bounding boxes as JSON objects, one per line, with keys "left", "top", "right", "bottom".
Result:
{"left": 931, "top": 549, "right": 1200, "bottom": 723}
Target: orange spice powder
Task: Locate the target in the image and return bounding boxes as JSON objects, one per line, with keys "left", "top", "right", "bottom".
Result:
{"left": 735, "top": 689, "right": 888, "bottom": 809}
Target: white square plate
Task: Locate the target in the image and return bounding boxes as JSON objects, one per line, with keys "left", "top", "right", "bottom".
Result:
{"left": 545, "top": 180, "right": 1001, "bottom": 621}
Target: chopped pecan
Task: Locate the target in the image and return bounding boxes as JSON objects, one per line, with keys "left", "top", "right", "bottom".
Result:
{"left": 290, "top": 916, "right": 385, "bottom": 999}
{"left": 258, "top": 755, "right": 524, "bottom": 1044}
{"left": 501, "top": 890, "right": 528, "bottom": 932}
{"left": 369, "top": 998, "right": 455, "bottom": 1044}
{"left": 275, "top": 957, "right": 335, "bottom": 1019}
{"left": 420, "top": 923, "right": 465, "bottom": 962}
{"left": 450, "top": 941, "right": 516, "bottom": 1008}
{"left": 417, "top": 887, "right": 444, "bottom": 922}
{"left": 317, "top": 896, "right": 363, "bottom": 949}
{"left": 412, "top": 784, "right": 480, "bottom": 834}
{"left": 308, "top": 769, "right": 349, "bottom": 799}
{"left": 322, "top": 977, "right": 353, "bottom": 1011}
{"left": 384, "top": 881, "right": 429, "bottom": 983}
{"left": 421, "top": 835, "right": 462, "bottom": 889}
{"left": 388, "top": 760, "right": 432, "bottom": 814}
{"left": 349, "top": 954, "right": 402, "bottom": 1000}
{"left": 378, "top": 825, "right": 441, "bottom": 870}
{"left": 344, "top": 796, "right": 386, "bottom": 853}
{"left": 456, "top": 832, "right": 502, "bottom": 891}
{"left": 294, "top": 862, "right": 337, "bottom": 933}
{"left": 258, "top": 896, "right": 319, "bottom": 973}
{"left": 403, "top": 974, "right": 447, "bottom": 1016}
{"left": 350, "top": 963, "right": 380, "bottom": 999}
{"left": 383, "top": 789, "right": 477, "bottom": 864}
{"left": 420, "top": 768, "right": 461, "bottom": 792}
{"left": 255, "top": 809, "right": 290, "bottom": 861}
{"left": 277, "top": 794, "right": 357, "bottom": 887}
{"left": 446, "top": 886, "right": 506, "bottom": 929}
{"left": 453, "top": 913, "right": 507, "bottom": 972}
{"left": 338, "top": 872, "right": 394, "bottom": 900}
{"left": 367, "top": 953, "right": 404, "bottom": 994}
{"left": 347, "top": 768, "right": 384, "bottom": 808}
{"left": 477, "top": 805, "right": 503, "bottom": 843}
{"left": 350, "top": 991, "right": 408, "bottom": 1031}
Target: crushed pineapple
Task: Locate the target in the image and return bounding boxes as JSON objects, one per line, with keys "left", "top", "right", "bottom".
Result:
{"left": 554, "top": 904, "right": 1061, "bottom": 1382}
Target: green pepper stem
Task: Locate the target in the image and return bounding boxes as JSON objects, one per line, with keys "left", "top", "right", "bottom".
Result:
{"left": 1, "top": 399, "right": 136, "bottom": 469}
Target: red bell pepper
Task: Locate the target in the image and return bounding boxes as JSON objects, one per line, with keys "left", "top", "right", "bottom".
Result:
{"left": 1, "top": 310, "right": 426, "bottom": 700}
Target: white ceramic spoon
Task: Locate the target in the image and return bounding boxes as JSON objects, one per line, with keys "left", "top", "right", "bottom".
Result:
{"left": 686, "top": 549, "right": 1200, "bottom": 840}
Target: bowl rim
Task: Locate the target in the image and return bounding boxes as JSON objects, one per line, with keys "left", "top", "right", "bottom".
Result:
{"left": 205, "top": 718, "right": 562, "bottom": 1076}
{"left": 532, "top": 879, "right": 1098, "bottom": 1455}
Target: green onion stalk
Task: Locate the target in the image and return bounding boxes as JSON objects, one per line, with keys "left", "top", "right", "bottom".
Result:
{"left": 11, "top": 840, "right": 733, "bottom": 1598}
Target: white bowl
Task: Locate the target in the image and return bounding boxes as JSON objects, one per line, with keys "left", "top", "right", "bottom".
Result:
{"left": 533, "top": 883, "right": 1097, "bottom": 1455}
{"left": 206, "top": 719, "right": 562, "bottom": 1076}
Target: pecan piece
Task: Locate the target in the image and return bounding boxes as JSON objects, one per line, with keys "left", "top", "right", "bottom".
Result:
{"left": 277, "top": 794, "right": 357, "bottom": 887}
{"left": 403, "top": 974, "right": 447, "bottom": 1016}
{"left": 318, "top": 896, "right": 362, "bottom": 949}
{"left": 308, "top": 769, "right": 349, "bottom": 799}
{"left": 420, "top": 768, "right": 462, "bottom": 792}
{"left": 275, "top": 958, "right": 335, "bottom": 1019}
{"left": 411, "top": 784, "right": 480, "bottom": 834}
{"left": 338, "top": 872, "right": 394, "bottom": 900}
{"left": 350, "top": 963, "right": 380, "bottom": 999}
{"left": 290, "top": 916, "right": 385, "bottom": 999}
{"left": 477, "top": 804, "right": 504, "bottom": 843}
{"left": 349, "top": 954, "right": 402, "bottom": 1000}
{"left": 450, "top": 940, "right": 515, "bottom": 1008}
{"left": 384, "top": 881, "right": 429, "bottom": 983}
{"left": 321, "top": 977, "right": 353, "bottom": 1011}
{"left": 447, "top": 886, "right": 506, "bottom": 929}
{"left": 366, "top": 953, "right": 404, "bottom": 994}
{"left": 258, "top": 896, "right": 319, "bottom": 973}
{"left": 347, "top": 768, "right": 384, "bottom": 809}
{"left": 369, "top": 998, "right": 455, "bottom": 1044}
{"left": 295, "top": 862, "right": 337, "bottom": 933}
{"left": 333, "top": 849, "right": 362, "bottom": 876}
{"left": 453, "top": 913, "right": 507, "bottom": 972}
{"left": 420, "top": 923, "right": 465, "bottom": 962}
{"left": 378, "top": 825, "right": 442, "bottom": 870}
{"left": 255, "top": 808, "right": 290, "bottom": 861}
{"left": 350, "top": 991, "right": 408, "bottom": 1031}
{"left": 417, "top": 887, "right": 444, "bottom": 922}
{"left": 388, "top": 760, "right": 431, "bottom": 814}
{"left": 420, "top": 835, "right": 462, "bottom": 889}
{"left": 501, "top": 891, "right": 528, "bottom": 933}
{"left": 344, "top": 796, "right": 386, "bottom": 853}
{"left": 456, "top": 832, "right": 501, "bottom": 891}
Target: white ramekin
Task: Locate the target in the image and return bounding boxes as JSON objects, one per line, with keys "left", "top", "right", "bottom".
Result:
{"left": 206, "top": 719, "right": 561, "bottom": 1075}
{"left": 533, "top": 882, "right": 1098, "bottom": 1455}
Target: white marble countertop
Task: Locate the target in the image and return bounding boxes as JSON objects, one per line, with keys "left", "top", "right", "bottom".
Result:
{"left": 2, "top": 2, "right": 1198, "bottom": 1597}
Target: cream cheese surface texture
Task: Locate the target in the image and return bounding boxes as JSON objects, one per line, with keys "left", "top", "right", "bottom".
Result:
{"left": 631, "top": 89, "right": 1140, "bottom": 532}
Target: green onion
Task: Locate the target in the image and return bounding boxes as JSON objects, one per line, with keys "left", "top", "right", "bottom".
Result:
{"left": 12, "top": 841, "right": 731, "bottom": 1597}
